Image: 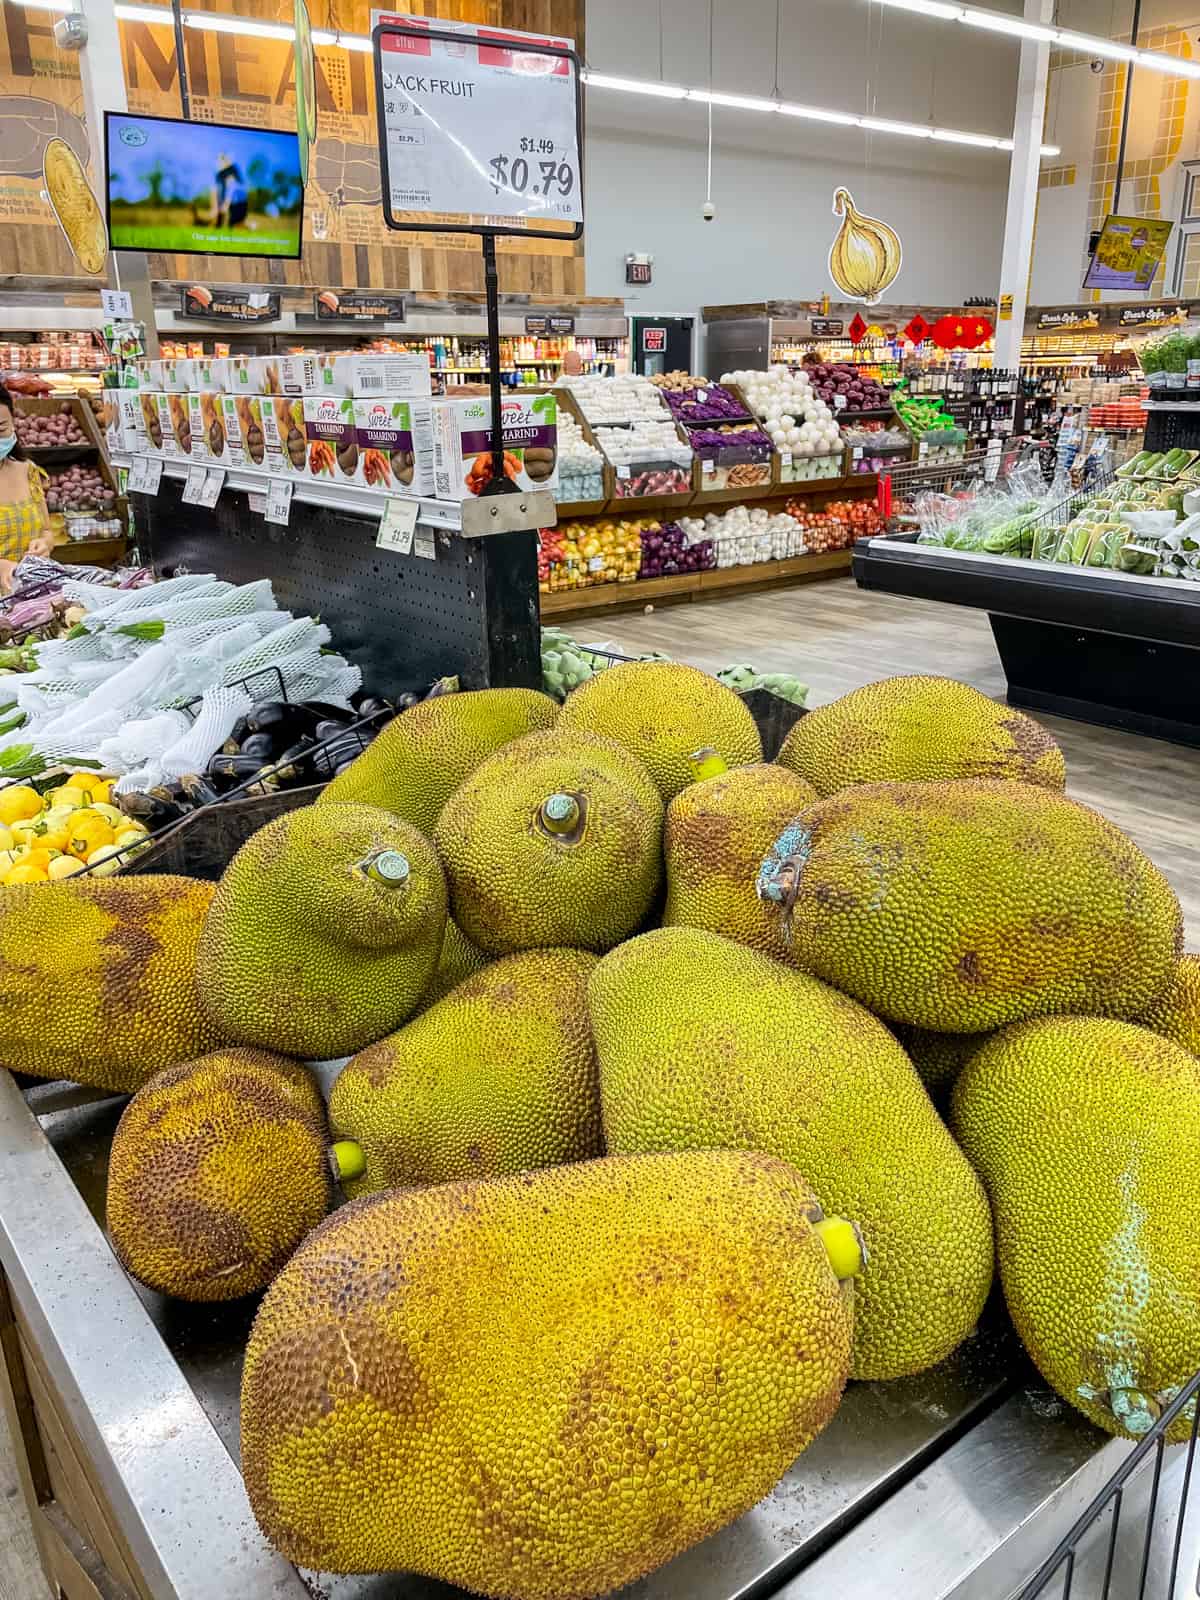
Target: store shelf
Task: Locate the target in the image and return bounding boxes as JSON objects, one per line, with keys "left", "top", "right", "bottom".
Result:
{"left": 1141, "top": 400, "right": 1200, "bottom": 411}
{"left": 541, "top": 549, "right": 852, "bottom": 617}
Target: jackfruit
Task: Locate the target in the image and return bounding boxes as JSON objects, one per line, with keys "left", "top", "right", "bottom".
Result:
{"left": 434, "top": 730, "right": 663, "bottom": 956}
{"left": 241, "top": 1150, "right": 856, "bottom": 1597}
{"left": 330, "top": 948, "right": 600, "bottom": 1196}
{"left": 775, "top": 674, "right": 1066, "bottom": 795}
{"left": 663, "top": 762, "right": 817, "bottom": 961}
{"left": 0, "top": 876, "right": 222, "bottom": 1093}
{"left": 107, "top": 1048, "right": 330, "bottom": 1302}
{"left": 892, "top": 1025, "right": 991, "bottom": 1103}
{"left": 414, "top": 917, "right": 490, "bottom": 1014}
{"left": 758, "top": 780, "right": 1182, "bottom": 1033}
{"left": 557, "top": 660, "right": 762, "bottom": 800}
{"left": 318, "top": 688, "right": 559, "bottom": 833}
{"left": 591, "top": 927, "right": 993, "bottom": 1380}
{"left": 1139, "top": 953, "right": 1200, "bottom": 1057}
{"left": 952, "top": 1017, "right": 1200, "bottom": 1442}
{"left": 197, "top": 804, "right": 446, "bottom": 1059}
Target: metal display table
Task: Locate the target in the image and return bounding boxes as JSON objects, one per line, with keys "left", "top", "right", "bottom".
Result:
{"left": 852, "top": 536, "right": 1200, "bottom": 747}
{"left": 2, "top": 1069, "right": 1195, "bottom": 1600}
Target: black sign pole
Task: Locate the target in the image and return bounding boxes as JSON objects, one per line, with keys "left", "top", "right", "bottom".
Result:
{"left": 480, "top": 232, "right": 515, "bottom": 501}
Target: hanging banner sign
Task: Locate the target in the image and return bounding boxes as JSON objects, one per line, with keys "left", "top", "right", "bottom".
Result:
{"left": 181, "top": 287, "right": 281, "bottom": 323}
{"left": 1036, "top": 309, "right": 1100, "bottom": 332}
{"left": 828, "top": 187, "right": 903, "bottom": 305}
{"left": 811, "top": 318, "right": 844, "bottom": 337}
{"left": 525, "top": 314, "right": 575, "bottom": 335}
{"left": 373, "top": 13, "right": 583, "bottom": 233}
{"left": 846, "top": 313, "right": 868, "bottom": 345}
{"left": 904, "top": 314, "right": 931, "bottom": 345}
{"left": 314, "top": 291, "right": 407, "bottom": 322}
{"left": 1117, "top": 304, "right": 1188, "bottom": 328}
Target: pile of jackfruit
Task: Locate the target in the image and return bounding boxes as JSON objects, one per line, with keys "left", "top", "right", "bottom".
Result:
{"left": 2, "top": 665, "right": 1197, "bottom": 1600}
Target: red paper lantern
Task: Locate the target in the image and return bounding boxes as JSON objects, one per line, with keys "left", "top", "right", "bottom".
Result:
{"left": 847, "top": 312, "right": 868, "bottom": 344}
{"left": 959, "top": 317, "right": 995, "bottom": 350}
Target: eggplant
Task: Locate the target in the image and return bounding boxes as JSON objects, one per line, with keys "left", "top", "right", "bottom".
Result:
{"left": 239, "top": 733, "right": 278, "bottom": 762}
{"left": 273, "top": 738, "right": 318, "bottom": 785}
{"left": 180, "top": 773, "right": 221, "bottom": 808}
{"left": 230, "top": 716, "right": 249, "bottom": 744}
{"left": 117, "top": 789, "right": 186, "bottom": 827}
{"left": 314, "top": 719, "right": 350, "bottom": 743}
{"left": 219, "top": 735, "right": 243, "bottom": 757}
{"left": 397, "top": 692, "right": 420, "bottom": 710}
{"left": 355, "top": 695, "right": 393, "bottom": 718}
{"left": 312, "top": 738, "right": 368, "bottom": 779}
{"left": 245, "top": 700, "right": 293, "bottom": 736}
{"left": 332, "top": 758, "right": 359, "bottom": 776}
{"left": 208, "top": 753, "right": 266, "bottom": 785}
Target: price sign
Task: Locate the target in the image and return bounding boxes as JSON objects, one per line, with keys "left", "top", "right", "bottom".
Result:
{"left": 616, "top": 465, "right": 631, "bottom": 481}
{"left": 181, "top": 465, "right": 208, "bottom": 504}
{"left": 265, "top": 479, "right": 293, "bottom": 526}
{"left": 248, "top": 493, "right": 267, "bottom": 515}
{"left": 376, "top": 496, "right": 420, "bottom": 554}
{"left": 701, "top": 458, "right": 715, "bottom": 474}
{"left": 374, "top": 16, "right": 582, "bottom": 231}
{"left": 779, "top": 451, "right": 792, "bottom": 467}
{"left": 141, "top": 456, "right": 163, "bottom": 495}
{"left": 197, "top": 468, "right": 226, "bottom": 509}
{"left": 101, "top": 289, "right": 134, "bottom": 319}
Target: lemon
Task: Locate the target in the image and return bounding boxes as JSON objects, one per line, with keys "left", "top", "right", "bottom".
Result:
{"left": 3, "top": 861, "right": 48, "bottom": 885}
{"left": 85, "top": 843, "right": 125, "bottom": 877}
{"left": 0, "top": 786, "right": 43, "bottom": 826}
{"left": 47, "top": 854, "right": 86, "bottom": 880}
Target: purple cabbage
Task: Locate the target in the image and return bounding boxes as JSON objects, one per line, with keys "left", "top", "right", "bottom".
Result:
{"left": 689, "top": 428, "right": 774, "bottom": 463}
{"left": 662, "top": 386, "right": 751, "bottom": 423}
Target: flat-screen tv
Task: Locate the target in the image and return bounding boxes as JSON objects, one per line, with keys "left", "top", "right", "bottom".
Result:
{"left": 1083, "top": 214, "right": 1173, "bottom": 292}
{"left": 105, "top": 112, "right": 304, "bottom": 260}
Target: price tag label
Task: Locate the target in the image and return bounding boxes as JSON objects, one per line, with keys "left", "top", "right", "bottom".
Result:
{"left": 127, "top": 456, "right": 149, "bottom": 492}
{"left": 852, "top": 447, "right": 863, "bottom": 461}
{"left": 248, "top": 493, "right": 267, "bottom": 515}
{"left": 616, "top": 465, "right": 631, "bottom": 480}
{"left": 375, "top": 18, "right": 582, "bottom": 230}
{"left": 197, "top": 468, "right": 225, "bottom": 509}
{"left": 141, "top": 456, "right": 163, "bottom": 495}
{"left": 918, "top": 441, "right": 929, "bottom": 459}
{"left": 414, "top": 527, "right": 437, "bottom": 561}
{"left": 696, "top": 389, "right": 708, "bottom": 403}
{"left": 376, "top": 496, "right": 420, "bottom": 555}
{"left": 779, "top": 451, "right": 793, "bottom": 467}
{"left": 701, "top": 458, "right": 715, "bottom": 474}
{"left": 181, "top": 464, "right": 208, "bottom": 504}
{"left": 100, "top": 288, "right": 133, "bottom": 319}
{"left": 265, "top": 478, "right": 293, "bottom": 525}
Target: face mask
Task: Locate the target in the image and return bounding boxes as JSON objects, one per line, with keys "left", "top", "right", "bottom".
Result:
{"left": 0, "top": 436, "right": 15, "bottom": 461}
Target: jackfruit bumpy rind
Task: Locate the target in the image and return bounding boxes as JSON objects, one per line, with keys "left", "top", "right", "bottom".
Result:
{"left": 1139, "top": 953, "right": 1200, "bottom": 1058}
{"left": 317, "top": 688, "right": 560, "bottom": 833}
{"left": 663, "top": 763, "right": 818, "bottom": 961}
{"left": 107, "top": 1048, "right": 330, "bottom": 1303}
{"left": 758, "top": 780, "right": 1183, "bottom": 1034}
{"left": 0, "top": 875, "right": 223, "bottom": 1093}
{"left": 330, "top": 948, "right": 601, "bottom": 1196}
{"left": 557, "top": 659, "right": 763, "bottom": 801}
{"left": 775, "top": 674, "right": 1066, "bottom": 796}
{"left": 197, "top": 804, "right": 446, "bottom": 1059}
{"left": 434, "top": 730, "right": 664, "bottom": 957}
{"left": 412, "top": 916, "right": 490, "bottom": 1015}
{"left": 240, "top": 1150, "right": 853, "bottom": 1598}
{"left": 591, "top": 928, "right": 992, "bottom": 1381}
{"left": 952, "top": 1017, "right": 1200, "bottom": 1443}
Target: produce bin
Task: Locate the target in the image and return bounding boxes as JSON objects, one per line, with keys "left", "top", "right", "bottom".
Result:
{"left": 2, "top": 1071, "right": 1196, "bottom": 1600}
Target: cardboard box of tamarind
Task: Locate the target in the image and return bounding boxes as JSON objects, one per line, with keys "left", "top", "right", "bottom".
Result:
{"left": 304, "top": 395, "right": 359, "bottom": 485}
{"left": 259, "top": 395, "right": 309, "bottom": 478}
{"left": 431, "top": 393, "right": 558, "bottom": 501}
{"left": 353, "top": 397, "right": 435, "bottom": 494}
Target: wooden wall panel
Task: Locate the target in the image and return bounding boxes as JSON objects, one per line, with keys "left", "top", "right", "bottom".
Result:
{"left": 0, "top": 0, "right": 585, "bottom": 296}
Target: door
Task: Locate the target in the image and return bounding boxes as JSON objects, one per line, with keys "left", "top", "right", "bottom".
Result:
{"left": 631, "top": 316, "right": 694, "bottom": 376}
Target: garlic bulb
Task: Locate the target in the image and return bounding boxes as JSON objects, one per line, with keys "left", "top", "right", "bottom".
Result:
{"left": 828, "top": 187, "right": 902, "bottom": 305}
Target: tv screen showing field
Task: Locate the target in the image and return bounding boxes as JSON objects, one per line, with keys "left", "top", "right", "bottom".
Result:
{"left": 106, "top": 114, "right": 304, "bottom": 259}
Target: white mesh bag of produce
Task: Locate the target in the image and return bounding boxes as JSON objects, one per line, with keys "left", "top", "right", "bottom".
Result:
{"left": 156, "top": 683, "right": 254, "bottom": 783}
{"left": 105, "top": 711, "right": 195, "bottom": 788}
{"left": 64, "top": 573, "right": 228, "bottom": 620}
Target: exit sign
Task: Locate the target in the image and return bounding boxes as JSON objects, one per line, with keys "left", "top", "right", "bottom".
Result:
{"left": 626, "top": 260, "right": 652, "bottom": 285}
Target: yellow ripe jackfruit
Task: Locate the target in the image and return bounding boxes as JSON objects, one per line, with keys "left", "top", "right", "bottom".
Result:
{"left": 0, "top": 876, "right": 222, "bottom": 1093}
{"left": 107, "top": 1048, "right": 330, "bottom": 1302}
{"left": 557, "top": 660, "right": 762, "bottom": 801}
{"left": 241, "top": 1150, "right": 855, "bottom": 1597}
{"left": 776, "top": 674, "right": 1066, "bottom": 795}
{"left": 330, "top": 948, "right": 600, "bottom": 1196}
{"left": 758, "top": 780, "right": 1182, "bottom": 1033}
{"left": 197, "top": 804, "right": 446, "bottom": 1059}
{"left": 591, "top": 927, "right": 993, "bottom": 1380}
{"left": 664, "top": 763, "right": 817, "bottom": 961}
{"left": 434, "top": 730, "right": 663, "bottom": 956}
{"left": 952, "top": 1017, "right": 1200, "bottom": 1442}
{"left": 413, "top": 916, "right": 490, "bottom": 1015}
{"left": 317, "top": 688, "right": 560, "bottom": 833}
{"left": 892, "top": 1025, "right": 991, "bottom": 1104}
{"left": 1139, "top": 953, "right": 1200, "bottom": 1057}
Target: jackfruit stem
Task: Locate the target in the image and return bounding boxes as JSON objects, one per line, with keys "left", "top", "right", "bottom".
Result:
{"left": 541, "top": 793, "right": 581, "bottom": 833}
{"left": 358, "top": 849, "right": 411, "bottom": 887}
{"left": 815, "top": 1216, "right": 866, "bottom": 1281}
{"left": 688, "top": 746, "right": 728, "bottom": 782}
{"left": 330, "top": 1140, "right": 367, "bottom": 1183}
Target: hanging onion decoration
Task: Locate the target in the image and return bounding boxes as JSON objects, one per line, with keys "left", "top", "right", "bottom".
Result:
{"left": 828, "top": 187, "right": 903, "bottom": 306}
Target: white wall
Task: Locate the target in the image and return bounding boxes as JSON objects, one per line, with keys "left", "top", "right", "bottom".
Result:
{"left": 581, "top": 0, "right": 1023, "bottom": 318}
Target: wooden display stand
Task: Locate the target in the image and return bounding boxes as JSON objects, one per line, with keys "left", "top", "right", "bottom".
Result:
{"left": 15, "top": 394, "right": 129, "bottom": 568}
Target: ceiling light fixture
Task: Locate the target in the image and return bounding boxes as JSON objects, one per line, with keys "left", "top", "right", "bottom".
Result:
{"left": 585, "top": 73, "right": 687, "bottom": 98}
{"left": 872, "top": 0, "right": 1200, "bottom": 79}
{"left": 181, "top": 12, "right": 294, "bottom": 38}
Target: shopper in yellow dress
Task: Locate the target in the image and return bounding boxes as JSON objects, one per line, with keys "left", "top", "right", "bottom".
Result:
{"left": 0, "top": 384, "right": 55, "bottom": 592}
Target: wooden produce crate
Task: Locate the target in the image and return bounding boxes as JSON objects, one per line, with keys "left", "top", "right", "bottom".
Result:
{"left": 552, "top": 387, "right": 612, "bottom": 517}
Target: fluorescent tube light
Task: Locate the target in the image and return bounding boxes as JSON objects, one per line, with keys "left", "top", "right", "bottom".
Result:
{"left": 960, "top": 11, "right": 1056, "bottom": 42}
{"left": 1136, "top": 49, "right": 1200, "bottom": 77}
{"left": 932, "top": 128, "right": 1002, "bottom": 147}
{"left": 9, "top": 0, "right": 72, "bottom": 11}
{"left": 182, "top": 13, "right": 294, "bottom": 38}
{"left": 114, "top": 4, "right": 174, "bottom": 19}
{"left": 861, "top": 116, "right": 932, "bottom": 137}
{"left": 585, "top": 73, "right": 688, "bottom": 99}
{"left": 777, "top": 103, "right": 863, "bottom": 126}
{"left": 1055, "top": 30, "right": 1137, "bottom": 62}
{"left": 339, "top": 34, "right": 374, "bottom": 52}
{"left": 694, "top": 90, "right": 781, "bottom": 112}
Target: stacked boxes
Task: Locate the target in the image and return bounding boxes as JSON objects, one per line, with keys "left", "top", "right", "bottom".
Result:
{"left": 126, "top": 352, "right": 557, "bottom": 507}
